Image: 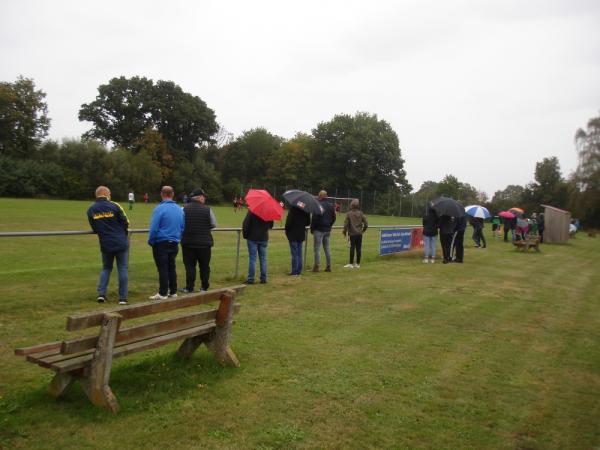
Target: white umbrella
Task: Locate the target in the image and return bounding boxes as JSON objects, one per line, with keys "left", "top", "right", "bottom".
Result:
{"left": 464, "top": 205, "right": 491, "bottom": 219}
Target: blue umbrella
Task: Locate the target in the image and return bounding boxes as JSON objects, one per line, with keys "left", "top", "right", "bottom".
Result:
{"left": 465, "top": 205, "right": 491, "bottom": 219}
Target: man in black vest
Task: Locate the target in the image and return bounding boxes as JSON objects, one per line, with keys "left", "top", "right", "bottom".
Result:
{"left": 181, "top": 188, "right": 216, "bottom": 292}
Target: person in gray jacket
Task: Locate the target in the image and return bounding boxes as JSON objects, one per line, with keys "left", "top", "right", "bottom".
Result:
{"left": 342, "top": 199, "right": 368, "bottom": 268}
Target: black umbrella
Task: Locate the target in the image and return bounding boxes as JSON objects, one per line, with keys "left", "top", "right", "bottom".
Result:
{"left": 283, "top": 190, "right": 324, "bottom": 215}
{"left": 430, "top": 197, "right": 465, "bottom": 217}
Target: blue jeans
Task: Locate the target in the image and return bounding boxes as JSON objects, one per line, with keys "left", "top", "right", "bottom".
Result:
{"left": 313, "top": 230, "right": 331, "bottom": 267}
{"left": 97, "top": 249, "right": 128, "bottom": 300}
{"left": 247, "top": 240, "right": 268, "bottom": 282}
{"left": 423, "top": 235, "right": 436, "bottom": 258}
{"left": 288, "top": 240, "right": 303, "bottom": 275}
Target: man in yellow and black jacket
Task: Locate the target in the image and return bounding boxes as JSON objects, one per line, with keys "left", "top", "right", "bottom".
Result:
{"left": 87, "top": 186, "right": 130, "bottom": 304}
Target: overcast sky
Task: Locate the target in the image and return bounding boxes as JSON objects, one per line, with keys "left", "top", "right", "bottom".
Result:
{"left": 1, "top": 0, "right": 599, "bottom": 196}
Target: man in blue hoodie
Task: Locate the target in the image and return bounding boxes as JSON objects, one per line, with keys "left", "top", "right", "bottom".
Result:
{"left": 148, "top": 186, "right": 184, "bottom": 300}
{"left": 87, "top": 186, "right": 130, "bottom": 304}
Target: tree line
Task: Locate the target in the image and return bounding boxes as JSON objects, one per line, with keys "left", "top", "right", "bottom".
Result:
{"left": 1, "top": 75, "right": 599, "bottom": 226}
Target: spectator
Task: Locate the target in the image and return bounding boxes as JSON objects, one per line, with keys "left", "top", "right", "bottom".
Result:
{"left": 538, "top": 213, "right": 545, "bottom": 243}
{"left": 148, "top": 186, "right": 184, "bottom": 301}
{"left": 439, "top": 216, "right": 456, "bottom": 264}
{"left": 128, "top": 191, "right": 135, "bottom": 210}
{"left": 471, "top": 217, "right": 486, "bottom": 248}
{"left": 285, "top": 206, "right": 311, "bottom": 276}
{"left": 452, "top": 215, "right": 467, "bottom": 263}
{"left": 242, "top": 211, "right": 274, "bottom": 284}
{"left": 87, "top": 186, "right": 130, "bottom": 304}
{"left": 311, "top": 190, "right": 336, "bottom": 272}
{"left": 343, "top": 199, "right": 368, "bottom": 268}
{"left": 181, "top": 188, "right": 216, "bottom": 293}
{"left": 422, "top": 207, "right": 438, "bottom": 263}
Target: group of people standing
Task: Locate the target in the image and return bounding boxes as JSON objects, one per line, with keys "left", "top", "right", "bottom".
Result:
{"left": 422, "top": 210, "right": 469, "bottom": 264}
{"left": 87, "top": 185, "right": 216, "bottom": 304}
{"left": 88, "top": 186, "right": 370, "bottom": 304}
{"left": 242, "top": 190, "right": 368, "bottom": 284}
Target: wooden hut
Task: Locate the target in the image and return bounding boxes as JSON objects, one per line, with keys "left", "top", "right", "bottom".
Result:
{"left": 541, "top": 204, "right": 571, "bottom": 244}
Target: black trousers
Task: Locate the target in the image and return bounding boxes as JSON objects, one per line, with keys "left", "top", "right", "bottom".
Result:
{"left": 440, "top": 233, "right": 453, "bottom": 262}
{"left": 182, "top": 246, "right": 211, "bottom": 291}
{"left": 453, "top": 230, "right": 465, "bottom": 262}
{"left": 349, "top": 234, "right": 363, "bottom": 264}
{"left": 473, "top": 228, "right": 486, "bottom": 247}
{"left": 152, "top": 241, "right": 179, "bottom": 296}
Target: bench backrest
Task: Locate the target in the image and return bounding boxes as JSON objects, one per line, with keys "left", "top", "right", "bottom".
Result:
{"left": 66, "top": 285, "right": 245, "bottom": 331}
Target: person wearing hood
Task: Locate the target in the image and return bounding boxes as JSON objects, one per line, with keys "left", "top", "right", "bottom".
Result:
{"left": 310, "top": 190, "right": 336, "bottom": 272}
{"left": 422, "top": 207, "right": 438, "bottom": 263}
{"left": 470, "top": 216, "right": 486, "bottom": 248}
{"left": 343, "top": 199, "right": 368, "bottom": 268}
{"left": 285, "top": 206, "right": 311, "bottom": 276}
{"left": 438, "top": 215, "right": 456, "bottom": 264}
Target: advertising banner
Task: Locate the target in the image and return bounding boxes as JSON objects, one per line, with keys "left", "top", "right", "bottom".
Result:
{"left": 411, "top": 227, "right": 424, "bottom": 249}
{"left": 379, "top": 228, "right": 414, "bottom": 255}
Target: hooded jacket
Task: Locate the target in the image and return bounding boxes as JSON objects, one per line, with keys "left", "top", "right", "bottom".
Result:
{"left": 343, "top": 201, "right": 368, "bottom": 236}
{"left": 285, "top": 207, "right": 311, "bottom": 242}
{"left": 422, "top": 209, "right": 438, "bottom": 237}
{"left": 242, "top": 211, "right": 274, "bottom": 241}
{"left": 310, "top": 199, "right": 336, "bottom": 233}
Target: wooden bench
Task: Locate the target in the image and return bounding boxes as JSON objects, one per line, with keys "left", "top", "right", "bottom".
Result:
{"left": 15, "top": 286, "right": 244, "bottom": 413}
{"left": 514, "top": 237, "right": 541, "bottom": 252}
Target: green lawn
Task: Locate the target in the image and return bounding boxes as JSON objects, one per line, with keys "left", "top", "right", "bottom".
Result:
{"left": 0, "top": 198, "right": 598, "bottom": 449}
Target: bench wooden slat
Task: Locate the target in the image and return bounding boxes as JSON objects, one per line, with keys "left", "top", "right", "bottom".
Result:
{"left": 61, "top": 304, "right": 242, "bottom": 355}
{"left": 50, "top": 322, "right": 217, "bottom": 373}
{"left": 66, "top": 286, "right": 245, "bottom": 331}
{"left": 15, "top": 341, "right": 62, "bottom": 356}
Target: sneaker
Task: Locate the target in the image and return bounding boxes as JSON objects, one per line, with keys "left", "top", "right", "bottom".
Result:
{"left": 260, "top": 280, "right": 267, "bottom": 284}
{"left": 343, "top": 264, "right": 354, "bottom": 268}
{"left": 200, "top": 289, "right": 208, "bottom": 292}
{"left": 244, "top": 280, "right": 254, "bottom": 285}
{"left": 179, "top": 288, "right": 193, "bottom": 294}
{"left": 168, "top": 293, "right": 178, "bottom": 298}
{"left": 149, "top": 293, "right": 168, "bottom": 301}
{"left": 325, "top": 266, "right": 331, "bottom": 272}
{"left": 97, "top": 295, "right": 106, "bottom": 303}
{"left": 118, "top": 299, "right": 128, "bottom": 305}
{"left": 422, "top": 258, "right": 429, "bottom": 263}
{"left": 430, "top": 259, "right": 435, "bottom": 264}
{"left": 354, "top": 264, "right": 360, "bottom": 268}
{"left": 312, "top": 265, "right": 320, "bottom": 272}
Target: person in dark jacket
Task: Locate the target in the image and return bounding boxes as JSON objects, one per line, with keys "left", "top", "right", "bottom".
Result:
{"left": 471, "top": 217, "right": 486, "bottom": 248}
{"left": 537, "top": 213, "right": 545, "bottom": 243}
{"left": 148, "top": 186, "right": 184, "bottom": 301}
{"left": 181, "top": 188, "right": 216, "bottom": 293}
{"left": 87, "top": 186, "right": 130, "bottom": 304}
{"left": 242, "top": 211, "right": 274, "bottom": 284}
{"left": 503, "top": 216, "right": 516, "bottom": 242}
{"left": 438, "top": 215, "right": 456, "bottom": 264}
{"left": 452, "top": 215, "right": 467, "bottom": 263}
{"left": 422, "top": 207, "right": 438, "bottom": 263}
{"left": 310, "top": 190, "right": 336, "bottom": 272}
{"left": 285, "top": 206, "right": 311, "bottom": 276}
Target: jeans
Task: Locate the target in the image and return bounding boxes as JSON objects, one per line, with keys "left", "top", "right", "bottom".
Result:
{"left": 97, "top": 249, "right": 128, "bottom": 300}
{"left": 423, "top": 235, "right": 436, "bottom": 258}
{"left": 288, "top": 240, "right": 303, "bottom": 275}
{"left": 247, "top": 240, "right": 268, "bottom": 282}
{"left": 152, "top": 241, "right": 179, "bottom": 296}
{"left": 313, "top": 230, "right": 331, "bottom": 267}
{"left": 349, "top": 234, "right": 363, "bottom": 264}
{"left": 182, "top": 246, "right": 211, "bottom": 291}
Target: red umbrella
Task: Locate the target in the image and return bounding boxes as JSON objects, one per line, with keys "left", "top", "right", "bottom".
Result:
{"left": 498, "top": 210, "right": 516, "bottom": 219}
{"left": 245, "top": 189, "right": 284, "bottom": 221}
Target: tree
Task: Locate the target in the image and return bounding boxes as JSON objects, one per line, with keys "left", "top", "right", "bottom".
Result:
{"left": 220, "top": 128, "right": 283, "bottom": 186}
{"left": 490, "top": 184, "right": 525, "bottom": 212}
{"left": 79, "top": 76, "right": 218, "bottom": 159}
{"left": 311, "top": 112, "right": 411, "bottom": 193}
{"left": 571, "top": 114, "right": 600, "bottom": 226}
{"left": 265, "top": 133, "right": 312, "bottom": 187}
{"left": 0, "top": 76, "right": 50, "bottom": 158}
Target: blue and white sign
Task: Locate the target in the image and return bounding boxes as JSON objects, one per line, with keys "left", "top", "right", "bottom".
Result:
{"left": 379, "top": 228, "right": 413, "bottom": 255}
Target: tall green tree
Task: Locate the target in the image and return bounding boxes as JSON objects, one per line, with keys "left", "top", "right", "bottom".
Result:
{"left": 311, "top": 112, "right": 410, "bottom": 193}
{"left": 265, "top": 133, "right": 312, "bottom": 187}
{"left": 571, "top": 114, "right": 600, "bottom": 226}
{"left": 79, "top": 76, "right": 218, "bottom": 160}
{"left": 0, "top": 76, "right": 50, "bottom": 158}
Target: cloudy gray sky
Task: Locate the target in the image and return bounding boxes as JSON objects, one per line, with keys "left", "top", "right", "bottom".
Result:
{"left": 2, "top": 0, "right": 599, "bottom": 196}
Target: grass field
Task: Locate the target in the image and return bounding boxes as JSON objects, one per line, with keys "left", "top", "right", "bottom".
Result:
{"left": 0, "top": 198, "right": 599, "bottom": 449}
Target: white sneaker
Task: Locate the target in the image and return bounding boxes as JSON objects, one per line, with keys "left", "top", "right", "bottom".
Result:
{"left": 149, "top": 293, "right": 168, "bottom": 301}
{"left": 168, "top": 293, "right": 177, "bottom": 298}
{"left": 354, "top": 264, "right": 360, "bottom": 268}
{"left": 423, "top": 258, "right": 429, "bottom": 263}
{"left": 430, "top": 259, "right": 435, "bottom": 264}
{"left": 343, "top": 264, "right": 354, "bottom": 268}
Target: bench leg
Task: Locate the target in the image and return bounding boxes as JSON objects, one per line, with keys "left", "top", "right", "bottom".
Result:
{"left": 81, "top": 312, "right": 121, "bottom": 413}
{"left": 176, "top": 335, "right": 208, "bottom": 359}
{"left": 206, "top": 290, "right": 240, "bottom": 367}
{"left": 48, "top": 372, "right": 76, "bottom": 398}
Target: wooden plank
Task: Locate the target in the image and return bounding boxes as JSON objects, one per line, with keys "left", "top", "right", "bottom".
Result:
{"left": 66, "top": 285, "right": 245, "bottom": 331}
{"left": 51, "top": 323, "right": 217, "bottom": 373}
{"left": 206, "top": 290, "right": 240, "bottom": 367}
{"left": 61, "top": 304, "right": 241, "bottom": 354}
{"left": 15, "top": 341, "right": 61, "bottom": 356}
